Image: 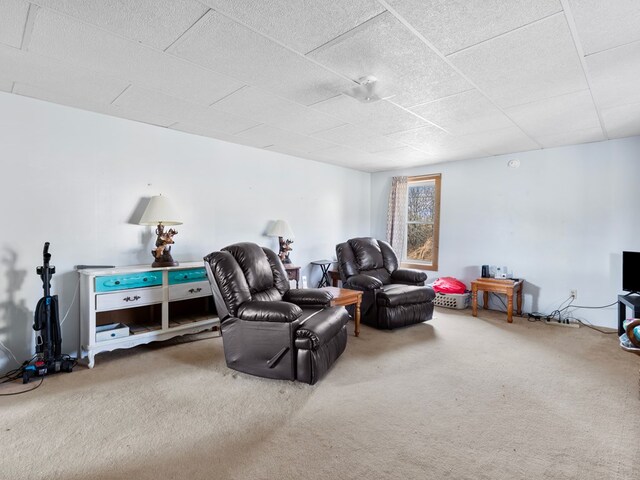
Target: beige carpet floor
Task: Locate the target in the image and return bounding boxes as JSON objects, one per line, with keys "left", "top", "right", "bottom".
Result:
{"left": 1, "top": 308, "right": 638, "bottom": 480}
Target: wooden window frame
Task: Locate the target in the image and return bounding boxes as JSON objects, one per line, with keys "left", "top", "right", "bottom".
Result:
{"left": 402, "top": 174, "right": 441, "bottom": 271}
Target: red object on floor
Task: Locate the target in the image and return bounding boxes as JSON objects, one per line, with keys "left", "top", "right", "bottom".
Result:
{"left": 432, "top": 277, "right": 467, "bottom": 294}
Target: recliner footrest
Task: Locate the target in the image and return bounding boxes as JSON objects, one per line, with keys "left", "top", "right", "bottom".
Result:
{"left": 377, "top": 284, "right": 435, "bottom": 307}
{"left": 294, "top": 307, "right": 349, "bottom": 350}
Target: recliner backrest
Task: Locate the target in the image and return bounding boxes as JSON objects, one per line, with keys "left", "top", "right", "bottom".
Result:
{"left": 204, "top": 242, "right": 290, "bottom": 318}
{"left": 336, "top": 238, "right": 399, "bottom": 285}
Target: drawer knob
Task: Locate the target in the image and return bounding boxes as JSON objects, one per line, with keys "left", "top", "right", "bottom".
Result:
{"left": 188, "top": 287, "right": 202, "bottom": 294}
{"left": 143, "top": 277, "right": 148, "bottom": 282}
{"left": 123, "top": 295, "right": 141, "bottom": 302}
{"left": 114, "top": 281, "right": 120, "bottom": 285}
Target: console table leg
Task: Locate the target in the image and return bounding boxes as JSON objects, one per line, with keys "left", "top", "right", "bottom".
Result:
{"left": 517, "top": 287, "right": 523, "bottom": 316}
{"left": 472, "top": 285, "right": 478, "bottom": 317}
{"left": 507, "top": 293, "right": 514, "bottom": 323}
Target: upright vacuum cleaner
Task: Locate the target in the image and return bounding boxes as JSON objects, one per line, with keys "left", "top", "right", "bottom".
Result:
{"left": 22, "top": 242, "right": 75, "bottom": 383}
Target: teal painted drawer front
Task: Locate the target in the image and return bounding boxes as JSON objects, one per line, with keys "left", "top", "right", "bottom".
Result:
{"left": 169, "top": 268, "right": 208, "bottom": 285}
{"left": 95, "top": 271, "right": 163, "bottom": 292}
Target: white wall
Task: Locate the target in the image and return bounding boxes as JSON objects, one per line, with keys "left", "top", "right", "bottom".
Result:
{"left": 0, "top": 92, "right": 371, "bottom": 374}
{"left": 371, "top": 137, "right": 640, "bottom": 328}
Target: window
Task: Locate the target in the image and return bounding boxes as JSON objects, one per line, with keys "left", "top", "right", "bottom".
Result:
{"left": 404, "top": 174, "right": 441, "bottom": 270}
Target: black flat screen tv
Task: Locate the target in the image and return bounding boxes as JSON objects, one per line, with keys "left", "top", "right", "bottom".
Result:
{"left": 622, "top": 251, "right": 640, "bottom": 294}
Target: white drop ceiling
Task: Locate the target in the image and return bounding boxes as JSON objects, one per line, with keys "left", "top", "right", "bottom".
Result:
{"left": 1, "top": 0, "right": 639, "bottom": 172}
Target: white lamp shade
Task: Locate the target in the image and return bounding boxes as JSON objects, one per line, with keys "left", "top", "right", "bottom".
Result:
{"left": 266, "top": 219, "right": 294, "bottom": 239}
{"left": 139, "top": 195, "right": 182, "bottom": 226}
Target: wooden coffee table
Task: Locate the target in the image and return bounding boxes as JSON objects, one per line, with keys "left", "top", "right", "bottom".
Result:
{"left": 321, "top": 287, "right": 362, "bottom": 337}
{"left": 471, "top": 278, "right": 524, "bottom": 323}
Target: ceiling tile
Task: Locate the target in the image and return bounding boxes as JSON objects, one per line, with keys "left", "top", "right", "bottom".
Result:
{"left": 385, "top": 123, "right": 485, "bottom": 157}
{"left": 34, "top": 0, "right": 209, "bottom": 50}
{"left": 114, "top": 86, "right": 260, "bottom": 134}
{"left": 535, "top": 127, "right": 605, "bottom": 148}
{"left": 236, "top": 124, "right": 337, "bottom": 152}
{"left": 587, "top": 42, "right": 640, "bottom": 109}
{"left": 212, "top": 86, "right": 345, "bottom": 135}
{"left": 27, "top": 8, "right": 244, "bottom": 105}
{"left": 448, "top": 14, "right": 588, "bottom": 108}
{"left": 601, "top": 102, "right": 640, "bottom": 139}
{"left": 409, "top": 90, "right": 515, "bottom": 135}
{"left": 167, "top": 10, "right": 353, "bottom": 105}
{"left": 309, "top": 12, "right": 470, "bottom": 107}
{"left": 311, "top": 95, "right": 427, "bottom": 135}
{"left": 372, "top": 145, "right": 435, "bottom": 164}
{"left": 13, "top": 83, "right": 177, "bottom": 127}
{"left": 0, "top": 0, "right": 29, "bottom": 48}
{"left": 311, "top": 123, "right": 405, "bottom": 153}
{"left": 457, "top": 126, "right": 540, "bottom": 156}
{"left": 566, "top": 0, "right": 640, "bottom": 55}
{"left": 0, "top": 44, "right": 129, "bottom": 104}
{"left": 385, "top": 0, "right": 562, "bottom": 55}
{"left": 199, "top": 0, "right": 384, "bottom": 54}
{"left": 169, "top": 122, "right": 269, "bottom": 148}
{"left": 0, "top": 79, "right": 14, "bottom": 92}
{"left": 505, "top": 90, "right": 601, "bottom": 138}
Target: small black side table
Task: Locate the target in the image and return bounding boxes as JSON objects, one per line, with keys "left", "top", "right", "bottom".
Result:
{"left": 618, "top": 294, "right": 640, "bottom": 335}
{"left": 311, "top": 260, "right": 333, "bottom": 288}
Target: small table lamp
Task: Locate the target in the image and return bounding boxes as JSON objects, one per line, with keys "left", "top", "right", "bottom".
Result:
{"left": 139, "top": 195, "right": 182, "bottom": 268}
{"left": 267, "top": 219, "right": 294, "bottom": 264}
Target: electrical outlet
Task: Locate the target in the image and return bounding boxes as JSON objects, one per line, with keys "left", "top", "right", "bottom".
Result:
{"left": 570, "top": 289, "right": 577, "bottom": 300}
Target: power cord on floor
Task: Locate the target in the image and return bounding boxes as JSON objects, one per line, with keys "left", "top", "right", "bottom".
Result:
{"left": 0, "top": 377, "right": 44, "bottom": 396}
{"left": 489, "top": 293, "right": 617, "bottom": 334}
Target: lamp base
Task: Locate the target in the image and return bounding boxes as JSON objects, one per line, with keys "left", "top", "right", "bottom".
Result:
{"left": 152, "top": 260, "right": 179, "bottom": 268}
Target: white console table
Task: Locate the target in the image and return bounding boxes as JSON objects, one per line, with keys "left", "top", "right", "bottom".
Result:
{"left": 79, "top": 262, "right": 219, "bottom": 368}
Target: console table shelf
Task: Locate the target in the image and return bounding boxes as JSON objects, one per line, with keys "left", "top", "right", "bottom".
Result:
{"left": 79, "top": 262, "right": 220, "bottom": 368}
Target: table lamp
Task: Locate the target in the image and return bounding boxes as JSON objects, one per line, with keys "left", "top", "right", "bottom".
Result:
{"left": 267, "top": 219, "right": 294, "bottom": 264}
{"left": 139, "top": 195, "right": 182, "bottom": 267}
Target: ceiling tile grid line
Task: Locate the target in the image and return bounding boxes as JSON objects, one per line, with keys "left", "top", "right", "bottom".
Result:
{"left": 558, "top": 0, "right": 609, "bottom": 139}
{"left": 20, "top": 3, "right": 39, "bottom": 50}
{"left": 162, "top": 7, "right": 212, "bottom": 52}
{"left": 584, "top": 38, "right": 640, "bottom": 59}
{"left": 376, "top": 0, "right": 544, "bottom": 149}
{"left": 405, "top": 88, "right": 477, "bottom": 109}
{"left": 444, "top": 10, "right": 566, "bottom": 57}
{"left": 305, "top": 10, "right": 389, "bottom": 56}
{"left": 23, "top": 4, "right": 249, "bottom": 106}
{"left": 167, "top": 7, "right": 363, "bottom": 91}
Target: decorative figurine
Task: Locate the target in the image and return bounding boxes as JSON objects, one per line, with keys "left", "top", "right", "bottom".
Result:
{"left": 279, "top": 238, "right": 294, "bottom": 264}
{"left": 152, "top": 225, "right": 179, "bottom": 267}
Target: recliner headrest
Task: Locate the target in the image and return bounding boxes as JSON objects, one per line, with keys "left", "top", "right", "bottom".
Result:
{"left": 223, "top": 242, "right": 274, "bottom": 294}
{"left": 348, "top": 237, "right": 384, "bottom": 271}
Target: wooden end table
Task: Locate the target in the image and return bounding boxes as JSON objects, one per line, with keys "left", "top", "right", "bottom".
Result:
{"left": 321, "top": 286, "right": 362, "bottom": 337}
{"left": 471, "top": 278, "right": 524, "bottom": 323}
{"left": 329, "top": 269, "right": 340, "bottom": 287}
{"left": 284, "top": 264, "right": 300, "bottom": 288}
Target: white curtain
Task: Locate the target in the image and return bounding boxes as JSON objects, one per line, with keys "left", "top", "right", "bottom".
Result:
{"left": 386, "top": 176, "right": 408, "bottom": 260}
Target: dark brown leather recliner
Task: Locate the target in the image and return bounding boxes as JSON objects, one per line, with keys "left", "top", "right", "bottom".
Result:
{"left": 336, "top": 237, "right": 435, "bottom": 329}
{"left": 204, "top": 242, "right": 348, "bottom": 385}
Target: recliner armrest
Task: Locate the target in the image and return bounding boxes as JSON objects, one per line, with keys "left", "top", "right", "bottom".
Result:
{"left": 283, "top": 288, "right": 332, "bottom": 308}
{"left": 391, "top": 268, "right": 427, "bottom": 285}
{"left": 237, "top": 301, "right": 302, "bottom": 323}
{"left": 344, "top": 274, "right": 383, "bottom": 291}
{"left": 295, "top": 307, "right": 348, "bottom": 349}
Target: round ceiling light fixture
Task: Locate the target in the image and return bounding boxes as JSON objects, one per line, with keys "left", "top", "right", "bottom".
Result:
{"left": 507, "top": 159, "right": 520, "bottom": 168}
